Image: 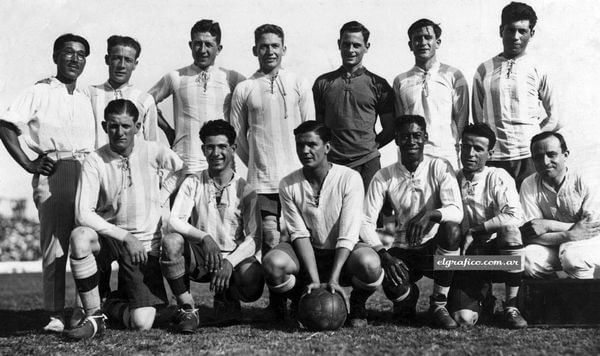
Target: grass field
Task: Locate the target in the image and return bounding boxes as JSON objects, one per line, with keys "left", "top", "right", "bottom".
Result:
{"left": 0, "top": 273, "right": 598, "bottom": 355}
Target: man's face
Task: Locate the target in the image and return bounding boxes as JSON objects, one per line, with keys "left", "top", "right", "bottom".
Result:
{"left": 338, "top": 31, "right": 369, "bottom": 68}
{"left": 500, "top": 20, "right": 534, "bottom": 58}
{"left": 253, "top": 33, "right": 286, "bottom": 73}
{"left": 103, "top": 112, "right": 140, "bottom": 155}
{"left": 55, "top": 41, "right": 87, "bottom": 81}
{"left": 105, "top": 45, "right": 138, "bottom": 87}
{"left": 295, "top": 131, "right": 330, "bottom": 169}
{"left": 461, "top": 134, "right": 492, "bottom": 175}
{"left": 189, "top": 31, "right": 222, "bottom": 69}
{"left": 409, "top": 26, "right": 440, "bottom": 62}
{"left": 202, "top": 134, "right": 235, "bottom": 172}
{"left": 531, "top": 136, "right": 569, "bottom": 182}
{"left": 395, "top": 123, "right": 427, "bottom": 163}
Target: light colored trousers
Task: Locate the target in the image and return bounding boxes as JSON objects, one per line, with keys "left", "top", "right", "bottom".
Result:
{"left": 524, "top": 237, "right": 600, "bottom": 279}
{"left": 32, "top": 159, "right": 81, "bottom": 311}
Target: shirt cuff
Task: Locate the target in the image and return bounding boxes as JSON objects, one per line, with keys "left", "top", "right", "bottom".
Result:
{"left": 335, "top": 237, "right": 357, "bottom": 251}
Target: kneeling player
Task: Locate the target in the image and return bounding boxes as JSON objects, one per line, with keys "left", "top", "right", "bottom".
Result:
{"left": 362, "top": 115, "right": 463, "bottom": 329}
{"left": 160, "top": 120, "right": 263, "bottom": 333}
{"left": 66, "top": 99, "right": 183, "bottom": 339}
{"left": 447, "top": 123, "right": 527, "bottom": 329}
{"left": 262, "top": 121, "right": 383, "bottom": 327}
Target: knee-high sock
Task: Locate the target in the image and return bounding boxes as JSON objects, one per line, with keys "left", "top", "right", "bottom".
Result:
{"left": 500, "top": 246, "right": 524, "bottom": 301}
{"left": 70, "top": 254, "right": 100, "bottom": 315}
{"left": 433, "top": 245, "right": 460, "bottom": 297}
{"left": 160, "top": 256, "right": 188, "bottom": 296}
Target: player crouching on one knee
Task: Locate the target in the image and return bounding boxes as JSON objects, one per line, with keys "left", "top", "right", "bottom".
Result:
{"left": 262, "top": 121, "right": 383, "bottom": 327}
{"left": 66, "top": 99, "right": 184, "bottom": 340}
{"left": 160, "top": 120, "right": 264, "bottom": 333}
{"left": 361, "top": 115, "right": 463, "bottom": 329}
{"left": 447, "top": 123, "right": 527, "bottom": 329}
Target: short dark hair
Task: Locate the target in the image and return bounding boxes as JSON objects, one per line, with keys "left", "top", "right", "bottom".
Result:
{"left": 107, "top": 35, "right": 141, "bottom": 59}
{"left": 104, "top": 99, "right": 139, "bottom": 122}
{"left": 293, "top": 121, "right": 332, "bottom": 143}
{"left": 254, "top": 24, "right": 284, "bottom": 44}
{"left": 199, "top": 120, "right": 236, "bottom": 145}
{"left": 530, "top": 131, "right": 568, "bottom": 153}
{"left": 462, "top": 123, "right": 497, "bottom": 150}
{"left": 407, "top": 19, "right": 442, "bottom": 40}
{"left": 339, "top": 21, "right": 370, "bottom": 43}
{"left": 501, "top": 2, "right": 537, "bottom": 29}
{"left": 395, "top": 115, "right": 427, "bottom": 133}
{"left": 53, "top": 33, "right": 90, "bottom": 59}
{"left": 191, "top": 19, "right": 222, "bottom": 44}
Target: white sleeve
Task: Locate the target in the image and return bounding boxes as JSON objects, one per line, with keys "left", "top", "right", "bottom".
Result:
{"left": 335, "top": 171, "right": 364, "bottom": 250}
{"left": 361, "top": 170, "right": 387, "bottom": 247}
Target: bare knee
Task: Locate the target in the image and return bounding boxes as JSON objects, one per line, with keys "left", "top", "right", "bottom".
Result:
{"left": 440, "top": 222, "right": 462, "bottom": 250}
{"left": 262, "top": 215, "right": 280, "bottom": 248}
{"left": 349, "top": 247, "right": 382, "bottom": 283}
{"left": 233, "top": 260, "right": 264, "bottom": 302}
{"left": 161, "top": 233, "right": 185, "bottom": 260}
{"left": 262, "top": 250, "right": 292, "bottom": 284}
{"left": 70, "top": 227, "right": 98, "bottom": 258}
{"left": 453, "top": 310, "right": 478, "bottom": 327}
{"left": 129, "top": 307, "right": 156, "bottom": 330}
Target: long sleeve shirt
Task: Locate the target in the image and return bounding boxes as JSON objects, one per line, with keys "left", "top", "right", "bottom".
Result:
{"left": 230, "top": 69, "right": 314, "bottom": 193}
{"left": 362, "top": 155, "right": 463, "bottom": 248}
{"left": 75, "top": 139, "right": 183, "bottom": 253}
{"left": 169, "top": 171, "right": 259, "bottom": 267}
{"left": 393, "top": 61, "right": 469, "bottom": 168}
{"left": 279, "top": 164, "right": 364, "bottom": 251}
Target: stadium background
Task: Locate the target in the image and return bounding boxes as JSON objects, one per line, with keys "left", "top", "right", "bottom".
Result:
{"left": 0, "top": 0, "right": 598, "bottom": 260}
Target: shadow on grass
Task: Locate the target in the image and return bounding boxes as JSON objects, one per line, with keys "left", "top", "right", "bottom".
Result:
{"left": 0, "top": 309, "right": 55, "bottom": 337}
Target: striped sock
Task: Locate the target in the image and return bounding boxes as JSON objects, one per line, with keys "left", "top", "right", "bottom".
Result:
{"left": 71, "top": 254, "right": 100, "bottom": 315}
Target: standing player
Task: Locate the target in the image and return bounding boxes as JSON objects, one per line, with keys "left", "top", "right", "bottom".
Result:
{"left": 0, "top": 34, "right": 96, "bottom": 332}
{"left": 149, "top": 19, "right": 245, "bottom": 176}
{"left": 262, "top": 121, "right": 383, "bottom": 327}
{"left": 361, "top": 115, "right": 463, "bottom": 329}
{"left": 65, "top": 99, "right": 183, "bottom": 340}
{"left": 393, "top": 19, "right": 468, "bottom": 171}
{"left": 472, "top": 2, "right": 561, "bottom": 189}
{"left": 230, "top": 23, "right": 314, "bottom": 255}
{"left": 447, "top": 123, "right": 527, "bottom": 329}
{"left": 520, "top": 132, "right": 600, "bottom": 279}
{"left": 87, "top": 35, "right": 158, "bottom": 148}
{"left": 313, "top": 21, "right": 395, "bottom": 191}
{"left": 160, "top": 120, "right": 263, "bottom": 333}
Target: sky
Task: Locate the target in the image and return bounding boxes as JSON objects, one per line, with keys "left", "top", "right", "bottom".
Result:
{"left": 1, "top": 0, "right": 599, "bottom": 219}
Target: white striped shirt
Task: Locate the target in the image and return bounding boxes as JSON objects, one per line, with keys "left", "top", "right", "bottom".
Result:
{"left": 393, "top": 61, "right": 469, "bottom": 169}
{"left": 230, "top": 69, "right": 315, "bottom": 194}
{"left": 149, "top": 64, "right": 245, "bottom": 173}
{"left": 472, "top": 54, "right": 558, "bottom": 160}
{"left": 280, "top": 164, "right": 364, "bottom": 251}
{"left": 85, "top": 81, "right": 158, "bottom": 148}
{"left": 0, "top": 77, "right": 95, "bottom": 154}
{"left": 169, "top": 171, "right": 259, "bottom": 267}
{"left": 362, "top": 155, "right": 463, "bottom": 248}
{"left": 457, "top": 166, "right": 523, "bottom": 232}
{"left": 76, "top": 139, "right": 183, "bottom": 253}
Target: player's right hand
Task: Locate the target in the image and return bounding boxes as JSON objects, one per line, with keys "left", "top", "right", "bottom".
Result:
{"left": 28, "top": 155, "right": 55, "bottom": 176}
{"left": 379, "top": 250, "right": 409, "bottom": 287}
{"left": 201, "top": 234, "right": 222, "bottom": 273}
{"left": 124, "top": 234, "right": 147, "bottom": 265}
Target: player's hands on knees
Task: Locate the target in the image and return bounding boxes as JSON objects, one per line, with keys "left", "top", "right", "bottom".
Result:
{"left": 201, "top": 235, "right": 222, "bottom": 273}
{"left": 28, "top": 155, "right": 55, "bottom": 176}
{"left": 379, "top": 251, "right": 409, "bottom": 287}
{"left": 210, "top": 259, "right": 233, "bottom": 294}
{"left": 406, "top": 210, "right": 432, "bottom": 246}
{"left": 124, "top": 233, "right": 147, "bottom": 265}
{"left": 567, "top": 213, "right": 600, "bottom": 242}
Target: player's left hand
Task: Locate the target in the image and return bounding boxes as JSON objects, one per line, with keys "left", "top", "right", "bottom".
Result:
{"left": 406, "top": 210, "right": 432, "bottom": 246}
{"left": 327, "top": 280, "right": 349, "bottom": 312}
{"left": 210, "top": 259, "right": 233, "bottom": 294}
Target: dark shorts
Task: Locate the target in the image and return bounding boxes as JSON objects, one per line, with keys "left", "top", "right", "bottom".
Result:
{"left": 96, "top": 236, "right": 167, "bottom": 309}
{"left": 185, "top": 240, "right": 259, "bottom": 282}
{"left": 274, "top": 241, "right": 371, "bottom": 287}
{"left": 351, "top": 156, "right": 381, "bottom": 193}
{"left": 387, "top": 236, "right": 438, "bottom": 282}
{"left": 487, "top": 157, "right": 535, "bottom": 190}
{"left": 447, "top": 238, "right": 505, "bottom": 314}
{"left": 257, "top": 193, "right": 281, "bottom": 218}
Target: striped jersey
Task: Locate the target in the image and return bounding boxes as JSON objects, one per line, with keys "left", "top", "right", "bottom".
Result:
{"left": 149, "top": 64, "right": 245, "bottom": 173}
{"left": 362, "top": 155, "right": 463, "bottom": 248}
{"left": 472, "top": 54, "right": 558, "bottom": 161}
{"left": 85, "top": 81, "right": 159, "bottom": 148}
{"left": 457, "top": 166, "right": 523, "bottom": 232}
{"left": 169, "top": 170, "right": 259, "bottom": 267}
{"left": 76, "top": 139, "right": 183, "bottom": 253}
{"left": 230, "top": 69, "right": 315, "bottom": 194}
{"left": 393, "top": 61, "right": 469, "bottom": 169}
{"left": 280, "top": 164, "right": 364, "bottom": 251}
